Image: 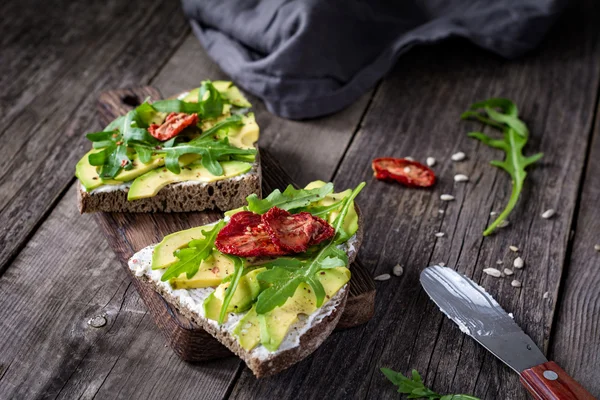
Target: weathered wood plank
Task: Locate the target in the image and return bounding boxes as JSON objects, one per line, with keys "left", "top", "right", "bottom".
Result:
{"left": 0, "top": 0, "right": 190, "bottom": 273}
{"left": 549, "top": 108, "right": 600, "bottom": 396}
{"left": 229, "top": 2, "right": 600, "bottom": 399}
{"left": 151, "top": 34, "right": 373, "bottom": 187}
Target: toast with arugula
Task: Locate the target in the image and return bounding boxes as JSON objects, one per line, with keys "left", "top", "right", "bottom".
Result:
{"left": 128, "top": 181, "right": 365, "bottom": 377}
{"left": 76, "top": 81, "right": 261, "bottom": 213}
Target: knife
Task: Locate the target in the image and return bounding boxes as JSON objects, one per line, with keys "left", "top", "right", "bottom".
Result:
{"left": 420, "top": 265, "right": 596, "bottom": 400}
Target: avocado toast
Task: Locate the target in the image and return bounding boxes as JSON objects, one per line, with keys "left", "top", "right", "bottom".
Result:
{"left": 128, "top": 181, "right": 365, "bottom": 377}
{"left": 76, "top": 81, "right": 261, "bottom": 213}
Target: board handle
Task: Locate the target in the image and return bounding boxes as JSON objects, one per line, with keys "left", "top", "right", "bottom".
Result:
{"left": 520, "top": 361, "right": 596, "bottom": 400}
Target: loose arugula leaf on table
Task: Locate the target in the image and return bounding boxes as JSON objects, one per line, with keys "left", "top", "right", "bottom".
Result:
{"left": 381, "top": 368, "right": 480, "bottom": 400}
{"left": 160, "top": 221, "right": 225, "bottom": 282}
{"left": 461, "top": 98, "right": 543, "bottom": 236}
{"left": 218, "top": 255, "right": 244, "bottom": 324}
{"left": 254, "top": 183, "right": 365, "bottom": 314}
{"left": 246, "top": 183, "right": 335, "bottom": 214}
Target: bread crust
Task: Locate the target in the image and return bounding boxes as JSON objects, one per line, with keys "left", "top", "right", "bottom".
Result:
{"left": 136, "top": 272, "right": 348, "bottom": 378}
{"left": 78, "top": 162, "right": 261, "bottom": 213}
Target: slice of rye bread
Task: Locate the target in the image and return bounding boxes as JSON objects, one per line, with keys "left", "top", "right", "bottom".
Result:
{"left": 78, "top": 159, "right": 261, "bottom": 213}
{"left": 130, "top": 210, "right": 364, "bottom": 377}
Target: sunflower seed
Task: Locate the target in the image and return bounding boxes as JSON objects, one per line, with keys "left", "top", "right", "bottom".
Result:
{"left": 404, "top": 156, "right": 414, "bottom": 161}
{"left": 498, "top": 220, "right": 510, "bottom": 228}
{"left": 440, "top": 194, "right": 455, "bottom": 201}
{"left": 483, "top": 268, "right": 502, "bottom": 277}
{"left": 374, "top": 274, "right": 391, "bottom": 281}
{"left": 541, "top": 209, "right": 556, "bottom": 219}
{"left": 451, "top": 151, "right": 466, "bottom": 161}
{"left": 511, "top": 280, "right": 522, "bottom": 288}
{"left": 514, "top": 257, "right": 524, "bottom": 269}
{"left": 454, "top": 174, "right": 469, "bottom": 182}
{"left": 393, "top": 264, "right": 404, "bottom": 276}
{"left": 88, "top": 315, "right": 107, "bottom": 328}
{"left": 594, "top": 244, "right": 600, "bottom": 252}
{"left": 509, "top": 245, "right": 519, "bottom": 252}
{"left": 490, "top": 211, "right": 498, "bottom": 216}
{"left": 503, "top": 268, "right": 514, "bottom": 276}
{"left": 426, "top": 157, "right": 436, "bottom": 167}
{"left": 438, "top": 262, "right": 446, "bottom": 267}
{"left": 434, "top": 232, "right": 445, "bottom": 237}
{"left": 543, "top": 291, "right": 549, "bottom": 299}
{"left": 496, "top": 259, "right": 504, "bottom": 265}
{"left": 438, "top": 209, "right": 445, "bottom": 214}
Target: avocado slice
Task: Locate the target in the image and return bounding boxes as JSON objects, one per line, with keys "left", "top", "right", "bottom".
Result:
{"left": 204, "top": 267, "right": 266, "bottom": 321}
{"left": 151, "top": 223, "right": 215, "bottom": 270}
{"left": 127, "top": 160, "right": 252, "bottom": 201}
{"left": 235, "top": 267, "right": 351, "bottom": 352}
{"left": 113, "top": 154, "right": 165, "bottom": 182}
{"left": 182, "top": 81, "right": 251, "bottom": 108}
{"left": 75, "top": 150, "right": 121, "bottom": 190}
{"left": 304, "top": 181, "right": 359, "bottom": 237}
{"left": 216, "top": 113, "right": 259, "bottom": 150}
{"left": 169, "top": 252, "right": 235, "bottom": 289}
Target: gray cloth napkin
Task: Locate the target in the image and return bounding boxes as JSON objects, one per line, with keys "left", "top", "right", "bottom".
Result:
{"left": 182, "top": 0, "right": 566, "bottom": 119}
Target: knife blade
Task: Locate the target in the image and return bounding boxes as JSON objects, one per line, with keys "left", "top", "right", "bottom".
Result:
{"left": 420, "top": 265, "right": 595, "bottom": 400}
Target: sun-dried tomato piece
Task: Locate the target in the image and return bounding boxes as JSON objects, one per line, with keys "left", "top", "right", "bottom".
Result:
{"left": 215, "top": 211, "right": 285, "bottom": 257}
{"left": 372, "top": 157, "right": 436, "bottom": 187}
{"left": 148, "top": 112, "right": 198, "bottom": 141}
{"left": 263, "top": 207, "right": 335, "bottom": 252}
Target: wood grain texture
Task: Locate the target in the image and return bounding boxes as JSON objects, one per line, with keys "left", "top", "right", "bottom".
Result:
{"left": 151, "top": 34, "right": 373, "bottom": 187}
{"left": 229, "top": 2, "right": 600, "bottom": 399}
{"left": 0, "top": 0, "right": 190, "bottom": 274}
{"left": 520, "top": 361, "right": 596, "bottom": 400}
{"left": 549, "top": 91, "right": 600, "bottom": 396}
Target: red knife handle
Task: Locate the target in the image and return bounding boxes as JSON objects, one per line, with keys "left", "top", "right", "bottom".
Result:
{"left": 520, "top": 361, "right": 596, "bottom": 400}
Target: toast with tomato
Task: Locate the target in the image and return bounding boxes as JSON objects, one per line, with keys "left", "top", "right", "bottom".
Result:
{"left": 76, "top": 81, "right": 261, "bottom": 213}
{"left": 128, "top": 181, "right": 365, "bottom": 377}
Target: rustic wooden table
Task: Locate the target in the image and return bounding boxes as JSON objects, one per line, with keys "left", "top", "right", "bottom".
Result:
{"left": 1, "top": 1, "right": 599, "bottom": 399}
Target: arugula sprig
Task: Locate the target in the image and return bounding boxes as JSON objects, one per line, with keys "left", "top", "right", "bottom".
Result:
{"left": 218, "top": 255, "right": 244, "bottom": 324}
{"left": 160, "top": 221, "right": 225, "bottom": 282}
{"left": 381, "top": 368, "right": 480, "bottom": 400}
{"left": 461, "top": 98, "right": 543, "bottom": 236}
{"left": 253, "top": 182, "right": 365, "bottom": 314}
{"left": 246, "top": 183, "right": 334, "bottom": 214}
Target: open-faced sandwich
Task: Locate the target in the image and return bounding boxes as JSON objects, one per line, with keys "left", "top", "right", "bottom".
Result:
{"left": 76, "top": 81, "right": 261, "bottom": 213}
{"left": 128, "top": 180, "right": 365, "bottom": 377}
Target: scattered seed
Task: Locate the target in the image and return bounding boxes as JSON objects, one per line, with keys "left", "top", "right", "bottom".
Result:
{"left": 514, "top": 257, "right": 524, "bottom": 269}
{"left": 451, "top": 151, "right": 466, "bottom": 161}
{"left": 88, "top": 315, "right": 107, "bottom": 328}
{"left": 403, "top": 166, "right": 411, "bottom": 173}
{"left": 454, "top": 174, "right": 469, "bottom": 182}
{"left": 483, "top": 268, "right": 502, "bottom": 277}
{"left": 404, "top": 156, "right": 414, "bottom": 161}
{"left": 434, "top": 232, "right": 445, "bottom": 238}
{"left": 511, "top": 280, "right": 522, "bottom": 288}
{"left": 438, "top": 262, "right": 446, "bottom": 267}
{"left": 594, "top": 244, "right": 600, "bottom": 252}
{"left": 440, "top": 194, "right": 455, "bottom": 201}
{"left": 490, "top": 211, "right": 498, "bottom": 216}
{"left": 541, "top": 209, "right": 556, "bottom": 219}
{"left": 393, "top": 264, "right": 404, "bottom": 277}
{"left": 374, "top": 274, "right": 391, "bottom": 281}
{"left": 496, "top": 259, "right": 504, "bottom": 265}
{"left": 508, "top": 312, "right": 514, "bottom": 319}
{"left": 509, "top": 245, "right": 519, "bottom": 252}
{"left": 498, "top": 220, "right": 510, "bottom": 228}
{"left": 503, "top": 268, "right": 514, "bottom": 276}
{"left": 543, "top": 291, "right": 549, "bottom": 299}
{"left": 438, "top": 209, "right": 445, "bottom": 214}
{"left": 426, "top": 157, "right": 436, "bottom": 167}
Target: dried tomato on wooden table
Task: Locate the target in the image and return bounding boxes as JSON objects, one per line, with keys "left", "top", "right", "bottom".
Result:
{"left": 372, "top": 157, "right": 436, "bottom": 187}
{"left": 148, "top": 112, "right": 198, "bottom": 141}
{"left": 215, "top": 207, "right": 335, "bottom": 258}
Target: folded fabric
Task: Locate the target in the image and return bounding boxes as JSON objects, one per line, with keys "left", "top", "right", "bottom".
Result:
{"left": 182, "top": 0, "right": 566, "bottom": 119}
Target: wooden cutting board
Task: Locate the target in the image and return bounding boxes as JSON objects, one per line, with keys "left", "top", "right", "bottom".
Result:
{"left": 92, "top": 87, "right": 376, "bottom": 362}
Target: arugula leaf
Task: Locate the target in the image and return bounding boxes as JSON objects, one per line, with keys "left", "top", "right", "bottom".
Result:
{"left": 161, "top": 221, "right": 225, "bottom": 282}
{"left": 462, "top": 98, "right": 543, "bottom": 236}
{"left": 191, "top": 115, "right": 243, "bottom": 142}
{"left": 218, "top": 255, "right": 244, "bottom": 324}
{"left": 198, "top": 80, "right": 224, "bottom": 119}
{"left": 332, "top": 182, "right": 365, "bottom": 244}
{"left": 246, "top": 183, "right": 334, "bottom": 214}
{"left": 381, "top": 368, "right": 480, "bottom": 400}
